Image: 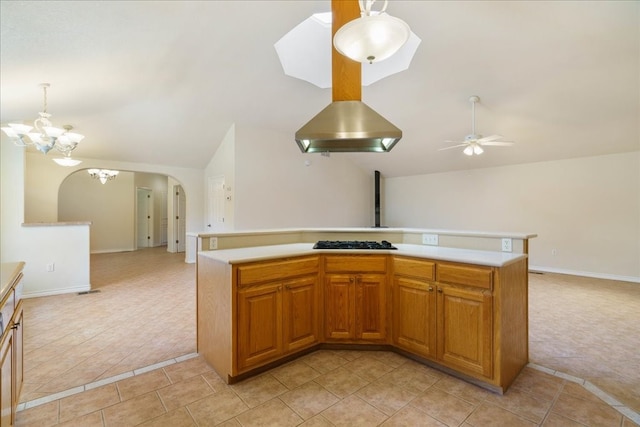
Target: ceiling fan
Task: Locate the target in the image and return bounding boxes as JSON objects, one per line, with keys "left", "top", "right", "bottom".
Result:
{"left": 439, "top": 96, "right": 514, "bottom": 156}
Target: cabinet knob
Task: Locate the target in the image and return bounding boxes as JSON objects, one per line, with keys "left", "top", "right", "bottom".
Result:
{"left": 428, "top": 287, "right": 433, "bottom": 292}
{"left": 285, "top": 285, "right": 291, "bottom": 290}
{"left": 437, "top": 288, "right": 443, "bottom": 293}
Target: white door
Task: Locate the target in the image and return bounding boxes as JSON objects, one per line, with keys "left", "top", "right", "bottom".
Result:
{"left": 136, "top": 188, "right": 153, "bottom": 248}
{"left": 207, "top": 176, "right": 225, "bottom": 231}
{"left": 173, "top": 185, "right": 186, "bottom": 252}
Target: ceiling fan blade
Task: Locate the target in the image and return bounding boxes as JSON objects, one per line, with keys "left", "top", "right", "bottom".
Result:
{"left": 480, "top": 141, "right": 515, "bottom": 146}
{"left": 438, "top": 144, "right": 468, "bottom": 151}
{"left": 477, "top": 134, "right": 503, "bottom": 142}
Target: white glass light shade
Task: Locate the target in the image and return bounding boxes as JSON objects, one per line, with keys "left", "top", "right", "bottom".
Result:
{"left": 463, "top": 146, "right": 474, "bottom": 156}
{"left": 53, "top": 157, "right": 82, "bottom": 166}
{"left": 2, "top": 123, "right": 33, "bottom": 137}
{"left": 473, "top": 145, "right": 484, "bottom": 155}
{"left": 333, "top": 14, "right": 410, "bottom": 64}
{"left": 43, "top": 126, "right": 66, "bottom": 137}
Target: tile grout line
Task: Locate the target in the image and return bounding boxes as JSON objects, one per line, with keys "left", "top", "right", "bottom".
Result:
{"left": 17, "top": 352, "right": 199, "bottom": 412}
{"left": 527, "top": 363, "right": 640, "bottom": 424}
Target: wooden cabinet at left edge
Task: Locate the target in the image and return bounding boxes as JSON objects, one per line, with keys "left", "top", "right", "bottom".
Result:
{"left": 197, "top": 252, "right": 528, "bottom": 394}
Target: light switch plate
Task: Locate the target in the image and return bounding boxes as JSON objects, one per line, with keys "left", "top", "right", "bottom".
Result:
{"left": 422, "top": 234, "right": 438, "bottom": 245}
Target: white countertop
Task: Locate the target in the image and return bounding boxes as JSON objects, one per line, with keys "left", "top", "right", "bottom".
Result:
{"left": 198, "top": 243, "right": 526, "bottom": 267}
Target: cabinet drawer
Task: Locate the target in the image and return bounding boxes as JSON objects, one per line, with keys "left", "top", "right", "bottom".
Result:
{"left": 437, "top": 263, "right": 492, "bottom": 289}
{"left": 323, "top": 255, "right": 387, "bottom": 273}
{"left": 237, "top": 256, "right": 318, "bottom": 286}
{"left": 393, "top": 257, "right": 435, "bottom": 281}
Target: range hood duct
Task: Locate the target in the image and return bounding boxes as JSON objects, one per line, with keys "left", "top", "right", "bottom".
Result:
{"left": 295, "top": 0, "right": 402, "bottom": 153}
{"left": 295, "top": 101, "right": 401, "bottom": 153}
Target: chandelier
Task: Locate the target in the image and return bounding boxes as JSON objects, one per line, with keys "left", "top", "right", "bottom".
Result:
{"left": 88, "top": 169, "right": 119, "bottom": 184}
{"left": 1, "top": 83, "right": 85, "bottom": 164}
{"left": 333, "top": 0, "right": 410, "bottom": 64}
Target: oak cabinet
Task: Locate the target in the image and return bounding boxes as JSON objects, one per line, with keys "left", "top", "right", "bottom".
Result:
{"left": 436, "top": 284, "right": 492, "bottom": 378}
{"left": 0, "top": 264, "right": 24, "bottom": 427}
{"left": 393, "top": 257, "right": 493, "bottom": 379}
{"left": 324, "top": 255, "right": 387, "bottom": 341}
{"left": 392, "top": 257, "right": 436, "bottom": 357}
{"left": 283, "top": 276, "right": 318, "bottom": 352}
{"left": 393, "top": 276, "right": 436, "bottom": 357}
{"left": 198, "top": 249, "right": 528, "bottom": 392}
{"left": 237, "top": 283, "right": 283, "bottom": 370}
{"left": 1, "top": 328, "right": 13, "bottom": 427}
{"left": 236, "top": 257, "right": 319, "bottom": 372}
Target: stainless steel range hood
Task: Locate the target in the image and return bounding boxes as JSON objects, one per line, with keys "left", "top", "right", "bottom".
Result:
{"left": 295, "top": 101, "right": 402, "bottom": 153}
{"left": 294, "top": 0, "right": 403, "bottom": 153}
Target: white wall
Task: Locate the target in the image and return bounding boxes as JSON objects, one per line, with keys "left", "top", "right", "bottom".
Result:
{"left": 385, "top": 151, "right": 640, "bottom": 282}
{"left": 23, "top": 153, "right": 205, "bottom": 256}
{"left": 59, "top": 170, "right": 136, "bottom": 253}
{"left": 1, "top": 140, "right": 91, "bottom": 297}
{"left": 234, "top": 126, "right": 373, "bottom": 229}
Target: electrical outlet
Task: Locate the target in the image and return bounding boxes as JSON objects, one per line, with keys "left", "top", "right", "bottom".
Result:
{"left": 209, "top": 237, "right": 218, "bottom": 250}
{"left": 422, "top": 234, "right": 438, "bottom": 246}
{"left": 46, "top": 263, "right": 55, "bottom": 272}
{"left": 501, "top": 238, "right": 512, "bottom": 252}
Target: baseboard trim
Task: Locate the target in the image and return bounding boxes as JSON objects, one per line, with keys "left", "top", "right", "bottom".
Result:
{"left": 529, "top": 265, "right": 640, "bottom": 284}
{"left": 22, "top": 284, "right": 91, "bottom": 299}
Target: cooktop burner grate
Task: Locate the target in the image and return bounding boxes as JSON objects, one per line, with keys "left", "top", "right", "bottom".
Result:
{"left": 313, "top": 240, "right": 397, "bottom": 250}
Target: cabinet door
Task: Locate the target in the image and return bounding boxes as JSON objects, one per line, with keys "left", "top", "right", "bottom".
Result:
{"left": 283, "top": 276, "right": 318, "bottom": 352}
{"left": 356, "top": 274, "right": 386, "bottom": 341}
{"left": 325, "top": 274, "right": 355, "bottom": 339}
{"left": 437, "top": 285, "right": 492, "bottom": 378}
{"left": 237, "top": 284, "right": 282, "bottom": 371}
{"left": 1, "top": 332, "right": 13, "bottom": 427}
{"left": 393, "top": 276, "right": 436, "bottom": 357}
{"left": 12, "top": 303, "right": 23, "bottom": 408}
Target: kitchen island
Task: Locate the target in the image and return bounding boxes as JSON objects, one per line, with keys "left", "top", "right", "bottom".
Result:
{"left": 196, "top": 228, "right": 534, "bottom": 394}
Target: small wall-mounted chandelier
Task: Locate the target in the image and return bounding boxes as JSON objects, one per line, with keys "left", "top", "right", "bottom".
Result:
{"left": 88, "top": 169, "right": 119, "bottom": 184}
{"left": 1, "top": 83, "right": 85, "bottom": 164}
{"left": 333, "top": 0, "right": 410, "bottom": 64}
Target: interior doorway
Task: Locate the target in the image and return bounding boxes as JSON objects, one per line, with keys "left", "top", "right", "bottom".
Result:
{"left": 207, "top": 175, "right": 226, "bottom": 231}
{"left": 136, "top": 188, "right": 153, "bottom": 248}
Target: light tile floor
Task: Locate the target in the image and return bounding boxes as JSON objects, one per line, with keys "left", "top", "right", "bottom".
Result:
{"left": 14, "top": 247, "right": 640, "bottom": 426}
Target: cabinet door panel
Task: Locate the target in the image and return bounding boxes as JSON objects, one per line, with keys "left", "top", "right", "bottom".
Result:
{"left": 437, "top": 286, "right": 492, "bottom": 377}
{"left": 12, "top": 303, "right": 23, "bottom": 410}
{"left": 357, "top": 274, "right": 386, "bottom": 340}
{"left": 283, "top": 276, "right": 318, "bottom": 352}
{"left": 237, "top": 285, "right": 282, "bottom": 370}
{"left": 1, "top": 332, "right": 12, "bottom": 427}
{"left": 393, "top": 277, "right": 436, "bottom": 357}
{"left": 325, "top": 275, "right": 355, "bottom": 339}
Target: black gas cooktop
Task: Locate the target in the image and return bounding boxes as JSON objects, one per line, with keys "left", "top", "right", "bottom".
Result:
{"left": 313, "top": 240, "right": 397, "bottom": 250}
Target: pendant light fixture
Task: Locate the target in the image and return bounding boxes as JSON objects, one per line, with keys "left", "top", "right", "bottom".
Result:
{"left": 1, "top": 83, "right": 85, "bottom": 157}
{"left": 333, "top": 0, "right": 410, "bottom": 64}
{"left": 295, "top": 0, "right": 402, "bottom": 153}
{"left": 88, "top": 169, "right": 119, "bottom": 184}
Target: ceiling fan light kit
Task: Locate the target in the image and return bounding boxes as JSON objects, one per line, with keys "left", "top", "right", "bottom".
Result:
{"left": 439, "top": 95, "right": 515, "bottom": 156}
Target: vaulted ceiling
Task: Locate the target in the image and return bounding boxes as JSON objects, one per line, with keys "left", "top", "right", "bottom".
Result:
{"left": 1, "top": 1, "right": 638, "bottom": 177}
